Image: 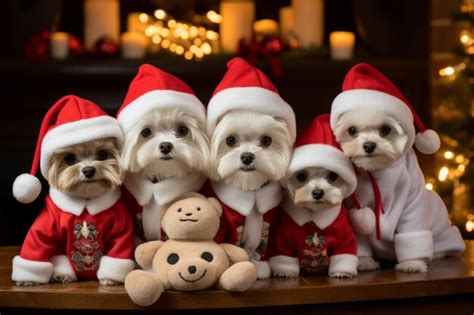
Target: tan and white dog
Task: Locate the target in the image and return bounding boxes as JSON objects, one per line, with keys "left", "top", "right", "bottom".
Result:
{"left": 331, "top": 63, "right": 465, "bottom": 273}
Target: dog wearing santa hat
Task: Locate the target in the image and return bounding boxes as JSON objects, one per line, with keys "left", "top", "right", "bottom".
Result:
{"left": 268, "top": 114, "right": 359, "bottom": 278}
{"left": 117, "top": 64, "right": 209, "bottom": 242}
{"left": 12, "top": 95, "right": 134, "bottom": 286}
{"left": 205, "top": 57, "right": 296, "bottom": 279}
{"left": 331, "top": 63, "right": 465, "bottom": 273}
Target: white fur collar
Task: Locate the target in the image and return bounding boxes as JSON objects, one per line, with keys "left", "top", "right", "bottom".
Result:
{"left": 124, "top": 172, "right": 206, "bottom": 207}
{"left": 49, "top": 187, "right": 121, "bottom": 216}
{"left": 211, "top": 180, "right": 282, "bottom": 216}
{"left": 281, "top": 194, "right": 341, "bottom": 229}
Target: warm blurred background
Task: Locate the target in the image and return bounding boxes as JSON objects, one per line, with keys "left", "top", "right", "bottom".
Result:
{"left": 0, "top": 0, "right": 472, "bottom": 245}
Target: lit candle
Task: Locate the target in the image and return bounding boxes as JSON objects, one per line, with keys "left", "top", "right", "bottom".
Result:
{"left": 50, "top": 32, "right": 69, "bottom": 60}
{"left": 219, "top": 0, "right": 255, "bottom": 53}
{"left": 127, "top": 12, "right": 151, "bottom": 33}
{"left": 292, "top": 0, "right": 324, "bottom": 48}
{"left": 84, "top": 0, "right": 120, "bottom": 51}
{"left": 329, "top": 31, "right": 355, "bottom": 60}
{"left": 279, "top": 6, "right": 294, "bottom": 39}
{"left": 121, "top": 32, "right": 148, "bottom": 59}
{"left": 253, "top": 19, "right": 278, "bottom": 36}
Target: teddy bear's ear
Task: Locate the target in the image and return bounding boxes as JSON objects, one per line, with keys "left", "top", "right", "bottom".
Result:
{"left": 207, "top": 197, "right": 223, "bottom": 217}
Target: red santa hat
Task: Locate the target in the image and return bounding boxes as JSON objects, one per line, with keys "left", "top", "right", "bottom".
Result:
{"left": 207, "top": 57, "right": 296, "bottom": 142}
{"left": 331, "top": 63, "right": 440, "bottom": 154}
{"left": 12, "top": 95, "right": 123, "bottom": 204}
{"left": 116, "top": 63, "right": 206, "bottom": 134}
{"left": 286, "top": 114, "right": 357, "bottom": 197}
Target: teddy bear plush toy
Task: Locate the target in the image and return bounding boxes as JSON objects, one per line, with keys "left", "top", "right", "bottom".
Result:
{"left": 124, "top": 193, "right": 257, "bottom": 307}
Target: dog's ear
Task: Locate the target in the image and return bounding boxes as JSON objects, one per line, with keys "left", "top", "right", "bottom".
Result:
{"left": 207, "top": 197, "right": 223, "bottom": 217}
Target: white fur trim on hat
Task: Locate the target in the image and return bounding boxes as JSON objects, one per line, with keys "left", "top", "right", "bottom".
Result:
{"left": 207, "top": 87, "right": 296, "bottom": 142}
{"left": 117, "top": 90, "right": 206, "bottom": 134}
{"left": 286, "top": 144, "right": 357, "bottom": 197}
{"left": 394, "top": 230, "right": 433, "bottom": 262}
{"left": 348, "top": 207, "right": 376, "bottom": 236}
{"left": 97, "top": 256, "right": 135, "bottom": 283}
{"left": 12, "top": 255, "right": 54, "bottom": 283}
{"left": 328, "top": 254, "right": 358, "bottom": 276}
{"left": 12, "top": 173, "right": 42, "bottom": 204}
{"left": 269, "top": 255, "right": 300, "bottom": 276}
{"left": 40, "top": 116, "right": 123, "bottom": 178}
{"left": 415, "top": 129, "right": 440, "bottom": 154}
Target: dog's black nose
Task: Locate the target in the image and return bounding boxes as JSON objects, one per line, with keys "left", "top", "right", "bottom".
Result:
{"left": 185, "top": 213, "right": 192, "bottom": 216}
{"left": 82, "top": 166, "right": 96, "bottom": 179}
{"left": 363, "top": 142, "right": 377, "bottom": 154}
{"left": 159, "top": 142, "right": 173, "bottom": 154}
{"left": 312, "top": 189, "right": 324, "bottom": 200}
{"left": 188, "top": 265, "right": 197, "bottom": 274}
{"left": 240, "top": 152, "right": 255, "bottom": 165}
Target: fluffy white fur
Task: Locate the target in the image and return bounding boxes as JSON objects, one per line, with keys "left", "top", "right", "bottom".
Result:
{"left": 282, "top": 167, "right": 349, "bottom": 213}
{"left": 210, "top": 110, "right": 292, "bottom": 191}
{"left": 121, "top": 109, "right": 210, "bottom": 181}
{"left": 333, "top": 109, "right": 408, "bottom": 171}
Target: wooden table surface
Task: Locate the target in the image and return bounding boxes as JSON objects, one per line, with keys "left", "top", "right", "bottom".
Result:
{"left": 0, "top": 243, "right": 474, "bottom": 311}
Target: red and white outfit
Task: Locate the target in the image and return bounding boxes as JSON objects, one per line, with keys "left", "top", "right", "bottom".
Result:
{"left": 12, "top": 95, "right": 134, "bottom": 283}
{"left": 206, "top": 58, "right": 297, "bottom": 279}
{"left": 330, "top": 63, "right": 465, "bottom": 262}
{"left": 268, "top": 115, "right": 359, "bottom": 277}
{"left": 116, "top": 64, "right": 207, "bottom": 242}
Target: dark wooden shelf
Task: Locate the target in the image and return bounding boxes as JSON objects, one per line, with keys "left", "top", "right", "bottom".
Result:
{"left": 1, "top": 242, "right": 474, "bottom": 312}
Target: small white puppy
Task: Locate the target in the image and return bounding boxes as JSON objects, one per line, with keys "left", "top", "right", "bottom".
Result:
{"left": 331, "top": 63, "right": 465, "bottom": 273}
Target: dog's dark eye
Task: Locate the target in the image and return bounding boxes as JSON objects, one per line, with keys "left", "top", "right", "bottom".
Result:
{"left": 141, "top": 127, "right": 152, "bottom": 138}
{"left": 327, "top": 171, "right": 339, "bottom": 182}
{"left": 296, "top": 171, "right": 308, "bottom": 183}
{"left": 348, "top": 126, "right": 358, "bottom": 137}
{"left": 177, "top": 208, "right": 182, "bottom": 213}
{"left": 96, "top": 150, "right": 108, "bottom": 161}
{"left": 226, "top": 136, "right": 237, "bottom": 147}
{"left": 64, "top": 153, "right": 77, "bottom": 165}
{"left": 176, "top": 125, "right": 189, "bottom": 137}
{"left": 167, "top": 253, "right": 179, "bottom": 265}
{"left": 201, "top": 252, "right": 213, "bottom": 262}
{"left": 380, "top": 125, "right": 392, "bottom": 137}
{"left": 260, "top": 136, "right": 272, "bottom": 147}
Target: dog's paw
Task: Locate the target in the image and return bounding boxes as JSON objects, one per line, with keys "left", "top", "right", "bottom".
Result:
{"left": 357, "top": 256, "right": 380, "bottom": 271}
{"left": 51, "top": 274, "right": 75, "bottom": 284}
{"left": 100, "top": 279, "right": 120, "bottom": 286}
{"left": 329, "top": 271, "right": 354, "bottom": 278}
{"left": 273, "top": 271, "right": 299, "bottom": 278}
{"left": 16, "top": 281, "right": 40, "bottom": 286}
{"left": 395, "top": 259, "right": 427, "bottom": 273}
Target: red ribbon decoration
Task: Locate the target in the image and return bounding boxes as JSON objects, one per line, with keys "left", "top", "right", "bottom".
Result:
{"left": 237, "top": 35, "right": 284, "bottom": 77}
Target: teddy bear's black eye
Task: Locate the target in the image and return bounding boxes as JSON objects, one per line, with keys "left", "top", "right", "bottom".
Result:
{"left": 379, "top": 124, "right": 392, "bottom": 137}
{"left": 347, "top": 126, "right": 358, "bottom": 137}
{"left": 167, "top": 253, "right": 179, "bottom": 265}
{"left": 226, "top": 136, "right": 237, "bottom": 147}
{"left": 201, "top": 252, "right": 213, "bottom": 262}
{"left": 177, "top": 208, "right": 182, "bottom": 213}
{"left": 327, "top": 171, "right": 339, "bottom": 182}
{"left": 96, "top": 150, "right": 108, "bottom": 161}
{"left": 64, "top": 153, "right": 77, "bottom": 165}
{"left": 141, "top": 127, "right": 152, "bottom": 138}
{"left": 296, "top": 171, "right": 308, "bottom": 183}
{"left": 197, "top": 207, "right": 201, "bottom": 211}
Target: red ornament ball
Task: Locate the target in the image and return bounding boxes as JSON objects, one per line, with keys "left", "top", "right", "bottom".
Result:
{"left": 92, "top": 36, "right": 118, "bottom": 57}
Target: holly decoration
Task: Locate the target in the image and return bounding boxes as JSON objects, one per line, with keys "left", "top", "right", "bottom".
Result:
{"left": 238, "top": 34, "right": 285, "bottom": 77}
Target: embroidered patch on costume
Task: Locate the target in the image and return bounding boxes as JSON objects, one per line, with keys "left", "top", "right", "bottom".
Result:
{"left": 71, "top": 221, "right": 103, "bottom": 272}
{"left": 300, "top": 232, "right": 329, "bottom": 274}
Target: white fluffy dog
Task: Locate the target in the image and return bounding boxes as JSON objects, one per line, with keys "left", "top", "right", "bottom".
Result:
{"left": 331, "top": 63, "right": 465, "bottom": 273}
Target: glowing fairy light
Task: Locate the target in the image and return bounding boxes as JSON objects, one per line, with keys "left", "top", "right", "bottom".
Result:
{"left": 139, "top": 13, "right": 149, "bottom": 23}
{"left": 206, "top": 10, "right": 223, "bottom": 23}
{"left": 154, "top": 9, "right": 166, "bottom": 20}
{"left": 438, "top": 167, "right": 449, "bottom": 181}
{"left": 444, "top": 151, "right": 455, "bottom": 159}
{"left": 439, "top": 66, "right": 455, "bottom": 76}
{"left": 425, "top": 183, "right": 434, "bottom": 190}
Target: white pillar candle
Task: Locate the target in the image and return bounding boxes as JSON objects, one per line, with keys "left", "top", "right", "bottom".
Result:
{"left": 50, "top": 32, "right": 69, "bottom": 60}
{"left": 329, "top": 31, "right": 355, "bottom": 60}
{"left": 279, "top": 6, "right": 294, "bottom": 39}
{"left": 292, "top": 0, "right": 324, "bottom": 48}
{"left": 127, "top": 12, "right": 150, "bottom": 33}
{"left": 220, "top": 0, "right": 255, "bottom": 53}
{"left": 121, "top": 32, "right": 148, "bottom": 59}
{"left": 84, "top": 0, "right": 120, "bottom": 51}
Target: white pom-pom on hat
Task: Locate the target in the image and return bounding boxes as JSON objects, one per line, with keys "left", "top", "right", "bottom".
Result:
{"left": 415, "top": 129, "right": 440, "bottom": 155}
{"left": 13, "top": 173, "right": 42, "bottom": 204}
{"left": 348, "top": 207, "right": 376, "bottom": 236}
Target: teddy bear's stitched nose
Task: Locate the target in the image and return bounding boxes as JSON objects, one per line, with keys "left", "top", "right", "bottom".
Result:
{"left": 185, "top": 213, "right": 192, "bottom": 216}
{"left": 188, "top": 265, "right": 197, "bottom": 274}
